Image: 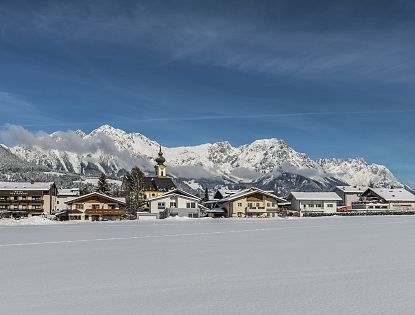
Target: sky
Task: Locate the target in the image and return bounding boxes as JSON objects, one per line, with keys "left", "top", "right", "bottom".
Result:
{"left": 0, "top": 0, "right": 414, "bottom": 185}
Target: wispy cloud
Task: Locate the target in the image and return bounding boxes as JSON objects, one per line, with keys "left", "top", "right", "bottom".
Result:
{"left": 0, "top": 108, "right": 414, "bottom": 130}
{"left": 0, "top": 91, "right": 65, "bottom": 127}
{"left": 3, "top": 2, "right": 415, "bottom": 83}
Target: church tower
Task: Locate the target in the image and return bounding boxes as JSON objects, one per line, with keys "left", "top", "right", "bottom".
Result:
{"left": 155, "top": 146, "right": 167, "bottom": 178}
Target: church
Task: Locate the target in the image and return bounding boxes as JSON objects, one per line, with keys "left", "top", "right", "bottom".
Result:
{"left": 143, "top": 147, "right": 177, "bottom": 200}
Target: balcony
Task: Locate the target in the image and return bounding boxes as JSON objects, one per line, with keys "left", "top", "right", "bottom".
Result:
{"left": 85, "top": 209, "right": 126, "bottom": 215}
{"left": 246, "top": 206, "right": 266, "bottom": 213}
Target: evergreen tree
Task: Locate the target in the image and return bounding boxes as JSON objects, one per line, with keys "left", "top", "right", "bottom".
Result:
{"left": 122, "top": 167, "right": 146, "bottom": 214}
{"left": 203, "top": 187, "right": 209, "bottom": 202}
{"left": 96, "top": 173, "right": 110, "bottom": 195}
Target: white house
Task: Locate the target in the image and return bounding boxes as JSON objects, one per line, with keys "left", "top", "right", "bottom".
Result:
{"left": 288, "top": 192, "right": 342, "bottom": 216}
{"left": 352, "top": 188, "right": 415, "bottom": 211}
{"left": 146, "top": 189, "right": 206, "bottom": 219}
{"left": 333, "top": 185, "right": 368, "bottom": 210}
{"left": 56, "top": 188, "right": 80, "bottom": 212}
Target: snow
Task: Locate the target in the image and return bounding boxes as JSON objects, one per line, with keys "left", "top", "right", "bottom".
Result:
{"left": 1, "top": 216, "right": 415, "bottom": 314}
{"left": 369, "top": 187, "right": 415, "bottom": 201}
{"left": 183, "top": 179, "right": 203, "bottom": 191}
{"left": 0, "top": 216, "right": 60, "bottom": 225}
{"left": 289, "top": 191, "right": 342, "bottom": 201}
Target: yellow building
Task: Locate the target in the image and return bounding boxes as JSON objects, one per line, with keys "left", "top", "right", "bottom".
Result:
{"left": 213, "top": 188, "right": 286, "bottom": 218}
{"left": 143, "top": 146, "right": 176, "bottom": 200}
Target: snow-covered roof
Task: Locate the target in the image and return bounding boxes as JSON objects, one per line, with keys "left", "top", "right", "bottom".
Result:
{"left": 65, "top": 192, "right": 126, "bottom": 205}
{"left": 0, "top": 181, "right": 55, "bottom": 191}
{"left": 218, "top": 187, "right": 286, "bottom": 203}
{"left": 289, "top": 192, "right": 342, "bottom": 201}
{"left": 366, "top": 188, "right": 415, "bottom": 202}
{"left": 146, "top": 190, "right": 200, "bottom": 202}
{"left": 206, "top": 208, "right": 226, "bottom": 213}
{"left": 58, "top": 188, "right": 80, "bottom": 197}
{"left": 335, "top": 186, "right": 368, "bottom": 193}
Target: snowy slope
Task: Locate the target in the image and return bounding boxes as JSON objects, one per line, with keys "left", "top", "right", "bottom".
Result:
{"left": 8, "top": 124, "right": 401, "bottom": 190}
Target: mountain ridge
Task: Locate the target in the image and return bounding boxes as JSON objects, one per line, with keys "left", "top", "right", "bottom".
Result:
{"left": 3, "top": 124, "right": 401, "bottom": 194}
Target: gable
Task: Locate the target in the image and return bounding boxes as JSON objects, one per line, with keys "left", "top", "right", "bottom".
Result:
{"left": 66, "top": 193, "right": 125, "bottom": 205}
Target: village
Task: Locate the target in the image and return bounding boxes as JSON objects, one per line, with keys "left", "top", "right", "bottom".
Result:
{"left": 1, "top": 147, "right": 415, "bottom": 222}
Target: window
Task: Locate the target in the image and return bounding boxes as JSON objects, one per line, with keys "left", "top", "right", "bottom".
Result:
{"left": 151, "top": 193, "right": 156, "bottom": 197}
{"left": 256, "top": 203, "right": 260, "bottom": 208}
{"left": 0, "top": 196, "right": 7, "bottom": 201}
{"left": 237, "top": 202, "right": 243, "bottom": 207}
{"left": 267, "top": 203, "right": 271, "bottom": 207}
{"left": 170, "top": 202, "right": 176, "bottom": 208}
{"left": 188, "top": 213, "right": 199, "bottom": 218}
{"left": 57, "top": 201, "right": 60, "bottom": 204}
{"left": 14, "top": 205, "right": 18, "bottom": 210}
{"left": 272, "top": 203, "right": 276, "bottom": 207}
{"left": 157, "top": 202, "right": 165, "bottom": 210}
{"left": 327, "top": 204, "right": 334, "bottom": 208}
{"left": 248, "top": 202, "right": 253, "bottom": 208}
{"left": 92, "top": 204, "right": 100, "bottom": 210}
{"left": 33, "top": 205, "right": 41, "bottom": 210}
{"left": 316, "top": 204, "right": 322, "bottom": 208}
{"left": 32, "top": 196, "right": 41, "bottom": 201}
{"left": 186, "top": 202, "right": 196, "bottom": 208}
{"left": 21, "top": 196, "right": 27, "bottom": 200}
{"left": 13, "top": 196, "right": 18, "bottom": 201}
{"left": 0, "top": 205, "right": 7, "bottom": 209}
{"left": 308, "top": 204, "right": 315, "bottom": 208}
{"left": 76, "top": 204, "right": 84, "bottom": 210}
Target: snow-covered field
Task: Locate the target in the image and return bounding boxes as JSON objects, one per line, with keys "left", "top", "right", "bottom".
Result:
{"left": 1, "top": 216, "right": 415, "bottom": 314}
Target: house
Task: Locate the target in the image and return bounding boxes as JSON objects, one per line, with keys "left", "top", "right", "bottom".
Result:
{"left": 63, "top": 192, "right": 126, "bottom": 221}
{"left": 145, "top": 189, "right": 206, "bottom": 219}
{"left": 0, "top": 181, "right": 58, "bottom": 218}
{"left": 333, "top": 185, "right": 368, "bottom": 210}
{"left": 212, "top": 189, "right": 241, "bottom": 200}
{"left": 288, "top": 192, "right": 342, "bottom": 216}
{"left": 56, "top": 188, "right": 80, "bottom": 212}
{"left": 352, "top": 188, "right": 415, "bottom": 212}
{"left": 143, "top": 147, "right": 177, "bottom": 200}
{"left": 213, "top": 187, "right": 286, "bottom": 218}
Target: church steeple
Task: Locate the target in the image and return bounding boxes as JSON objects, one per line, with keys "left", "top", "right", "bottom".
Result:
{"left": 155, "top": 146, "right": 167, "bottom": 177}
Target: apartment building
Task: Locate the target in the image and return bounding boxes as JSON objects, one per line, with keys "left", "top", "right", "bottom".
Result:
{"left": 0, "top": 181, "right": 58, "bottom": 217}
{"left": 352, "top": 188, "right": 415, "bottom": 211}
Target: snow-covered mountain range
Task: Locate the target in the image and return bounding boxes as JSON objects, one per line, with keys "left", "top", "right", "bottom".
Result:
{"left": 3, "top": 124, "right": 401, "bottom": 195}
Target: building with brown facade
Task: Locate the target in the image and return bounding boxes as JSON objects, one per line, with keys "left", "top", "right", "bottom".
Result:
{"left": 0, "top": 181, "right": 58, "bottom": 218}
{"left": 63, "top": 192, "right": 126, "bottom": 221}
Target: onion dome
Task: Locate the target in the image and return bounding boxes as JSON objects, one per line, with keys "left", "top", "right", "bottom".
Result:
{"left": 155, "top": 146, "right": 166, "bottom": 165}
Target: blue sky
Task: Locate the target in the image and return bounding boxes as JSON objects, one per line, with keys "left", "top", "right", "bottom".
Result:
{"left": 0, "top": 0, "right": 414, "bottom": 185}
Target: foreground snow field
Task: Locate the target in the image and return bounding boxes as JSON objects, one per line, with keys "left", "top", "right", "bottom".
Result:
{"left": 1, "top": 217, "right": 415, "bottom": 314}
